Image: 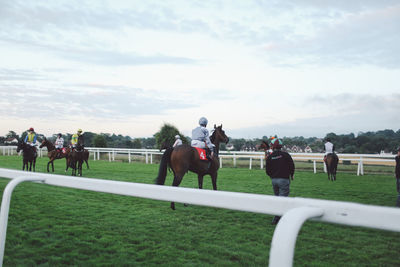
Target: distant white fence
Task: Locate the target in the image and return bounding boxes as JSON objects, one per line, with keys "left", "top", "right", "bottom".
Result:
{"left": 0, "top": 168, "right": 399, "bottom": 266}
{"left": 1, "top": 146, "right": 395, "bottom": 176}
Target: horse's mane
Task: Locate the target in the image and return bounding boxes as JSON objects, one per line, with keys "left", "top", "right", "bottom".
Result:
{"left": 210, "top": 129, "right": 216, "bottom": 143}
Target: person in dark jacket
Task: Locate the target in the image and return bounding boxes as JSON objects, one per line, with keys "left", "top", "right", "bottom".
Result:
{"left": 395, "top": 148, "right": 400, "bottom": 207}
{"left": 266, "top": 138, "right": 295, "bottom": 224}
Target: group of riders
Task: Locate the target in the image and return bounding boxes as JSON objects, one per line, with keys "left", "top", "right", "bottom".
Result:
{"left": 23, "top": 127, "right": 84, "bottom": 157}
{"left": 25, "top": 117, "right": 336, "bottom": 161}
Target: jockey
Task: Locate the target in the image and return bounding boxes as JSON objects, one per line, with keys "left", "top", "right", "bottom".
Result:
{"left": 324, "top": 138, "right": 335, "bottom": 155}
{"left": 55, "top": 133, "right": 64, "bottom": 156}
{"left": 191, "top": 117, "right": 215, "bottom": 159}
{"left": 71, "top": 129, "right": 83, "bottom": 150}
{"left": 173, "top": 134, "right": 182, "bottom": 147}
{"left": 323, "top": 138, "right": 335, "bottom": 162}
{"left": 24, "top": 127, "right": 37, "bottom": 155}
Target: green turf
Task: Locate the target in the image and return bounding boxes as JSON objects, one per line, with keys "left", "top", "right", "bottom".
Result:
{"left": 0, "top": 155, "right": 399, "bottom": 266}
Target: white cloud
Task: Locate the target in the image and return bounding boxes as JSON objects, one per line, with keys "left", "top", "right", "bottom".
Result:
{"left": 0, "top": 0, "right": 399, "bottom": 138}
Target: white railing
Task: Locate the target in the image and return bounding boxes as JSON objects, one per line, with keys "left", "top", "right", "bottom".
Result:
{"left": 0, "top": 168, "right": 399, "bottom": 266}
{"left": 1, "top": 146, "right": 395, "bottom": 175}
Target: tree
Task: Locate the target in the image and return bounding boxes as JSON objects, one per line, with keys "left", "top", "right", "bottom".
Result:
{"left": 93, "top": 135, "right": 107, "bottom": 147}
{"left": 132, "top": 138, "right": 142, "bottom": 148}
{"left": 6, "top": 131, "right": 19, "bottom": 139}
{"left": 154, "top": 123, "right": 187, "bottom": 149}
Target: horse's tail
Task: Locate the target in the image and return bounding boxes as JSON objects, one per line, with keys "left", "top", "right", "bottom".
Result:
{"left": 155, "top": 147, "right": 173, "bottom": 185}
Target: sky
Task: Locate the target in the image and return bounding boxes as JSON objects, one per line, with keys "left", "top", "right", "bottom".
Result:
{"left": 1, "top": 0, "right": 399, "bottom": 139}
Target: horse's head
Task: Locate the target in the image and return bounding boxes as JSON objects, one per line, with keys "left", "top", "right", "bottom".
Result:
{"left": 39, "top": 137, "right": 47, "bottom": 148}
{"left": 16, "top": 140, "right": 24, "bottom": 153}
{"left": 256, "top": 140, "right": 270, "bottom": 151}
{"left": 211, "top": 124, "right": 229, "bottom": 144}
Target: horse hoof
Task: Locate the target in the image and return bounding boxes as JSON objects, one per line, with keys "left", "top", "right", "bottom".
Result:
{"left": 183, "top": 203, "right": 189, "bottom": 207}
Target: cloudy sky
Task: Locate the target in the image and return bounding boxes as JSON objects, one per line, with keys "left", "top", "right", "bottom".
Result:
{"left": 1, "top": 0, "right": 399, "bottom": 139}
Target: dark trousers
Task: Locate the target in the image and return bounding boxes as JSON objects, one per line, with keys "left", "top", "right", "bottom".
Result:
{"left": 271, "top": 178, "right": 290, "bottom": 224}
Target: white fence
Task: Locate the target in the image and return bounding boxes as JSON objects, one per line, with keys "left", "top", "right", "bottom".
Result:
{"left": 0, "top": 168, "right": 399, "bottom": 266}
{"left": 1, "top": 146, "right": 396, "bottom": 176}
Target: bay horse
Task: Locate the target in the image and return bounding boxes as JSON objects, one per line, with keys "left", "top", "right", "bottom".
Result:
{"left": 155, "top": 125, "right": 229, "bottom": 210}
{"left": 16, "top": 140, "right": 37, "bottom": 171}
{"left": 69, "top": 136, "right": 86, "bottom": 176}
{"left": 40, "top": 138, "right": 71, "bottom": 172}
{"left": 325, "top": 153, "right": 339, "bottom": 181}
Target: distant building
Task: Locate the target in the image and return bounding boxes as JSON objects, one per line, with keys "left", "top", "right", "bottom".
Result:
{"left": 290, "top": 145, "right": 303, "bottom": 153}
{"left": 226, "top": 144, "right": 234, "bottom": 151}
{"left": 304, "top": 146, "right": 312, "bottom": 153}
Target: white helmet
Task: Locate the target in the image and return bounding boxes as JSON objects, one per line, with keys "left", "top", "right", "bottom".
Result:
{"left": 199, "top": 117, "right": 208, "bottom": 127}
{"left": 175, "top": 135, "right": 180, "bottom": 139}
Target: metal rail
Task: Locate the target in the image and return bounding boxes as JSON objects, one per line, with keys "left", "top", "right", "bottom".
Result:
{"left": 0, "top": 168, "right": 400, "bottom": 266}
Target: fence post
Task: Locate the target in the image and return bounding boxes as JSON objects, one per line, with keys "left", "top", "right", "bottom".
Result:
{"left": 0, "top": 176, "right": 45, "bottom": 265}
{"left": 219, "top": 156, "right": 222, "bottom": 168}
{"left": 128, "top": 151, "right": 131, "bottom": 163}
{"left": 260, "top": 156, "right": 263, "bottom": 169}
{"left": 249, "top": 158, "right": 252, "bottom": 170}
{"left": 269, "top": 206, "right": 324, "bottom": 267}
{"left": 313, "top": 161, "right": 316, "bottom": 174}
{"left": 323, "top": 162, "right": 327, "bottom": 173}
{"left": 233, "top": 154, "right": 237, "bottom": 168}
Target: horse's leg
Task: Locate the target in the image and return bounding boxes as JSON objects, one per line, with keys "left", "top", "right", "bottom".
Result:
{"left": 170, "top": 174, "right": 184, "bottom": 210}
{"left": 71, "top": 160, "right": 76, "bottom": 176}
{"left": 326, "top": 163, "right": 330, "bottom": 180}
{"left": 333, "top": 163, "right": 337, "bottom": 181}
{"left": 198, "top": 174, "right": 204, "bottom": 189}
{"left": 211, "top": 172, "right": 218, "bottom": 190}
{"left": 65, "top": 158, "right": 69, "bottom": 172}
{"left": 85, "top": 153, "right": 89, "bottom": 169}
{"left": 79, "top": 160, "right": 83, "bottom": 176}
{"left": 47, "top": 158, "right": 53, "bottom": 172}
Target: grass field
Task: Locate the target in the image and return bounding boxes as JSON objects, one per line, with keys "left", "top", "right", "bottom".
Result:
{"left": 0, "top": 155, "right": 399, "bottom": 266}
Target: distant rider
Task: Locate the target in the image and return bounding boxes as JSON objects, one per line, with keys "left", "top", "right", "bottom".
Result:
{"left": 71, "top": 129, "right": 83, "bottom": 151}
{"left": 191, "top": 117, "right": 215, "bottom": 159}
{"left": 55, "top": 133, "right": 64, "bottom": 157}
{"left": 24, "top": 127, "right": 37, "bottom": 157}
{"left": 173, "top": 135, "right": 182, "bottom": 147}
{"left": 323, "top": 138, "right": 335, "bottom": 163}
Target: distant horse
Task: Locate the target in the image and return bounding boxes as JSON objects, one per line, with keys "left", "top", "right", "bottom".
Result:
{"left": 155, "top": 125, "right": 229, "bottom": 210}
{"left": 256, "top": 140, "right": 271, "bottom": 160}
{"left": 16, "top": 140, "right": 37, "bottom": 171}
{"left": 40, "top": 138, "right": 71, "bottom": 172}
{"left": 325, "top": 153, "right": 339, "bottom": 181}
{"left": 69, "top": 136, "right": 86, "bottom": 176}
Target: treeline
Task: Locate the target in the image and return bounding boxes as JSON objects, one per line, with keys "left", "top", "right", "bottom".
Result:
{"left": 2, "top": 129, "right": 400, "bottom": 154}
{"left": 233, "top": 129, "right": 400, "bottom": 154}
